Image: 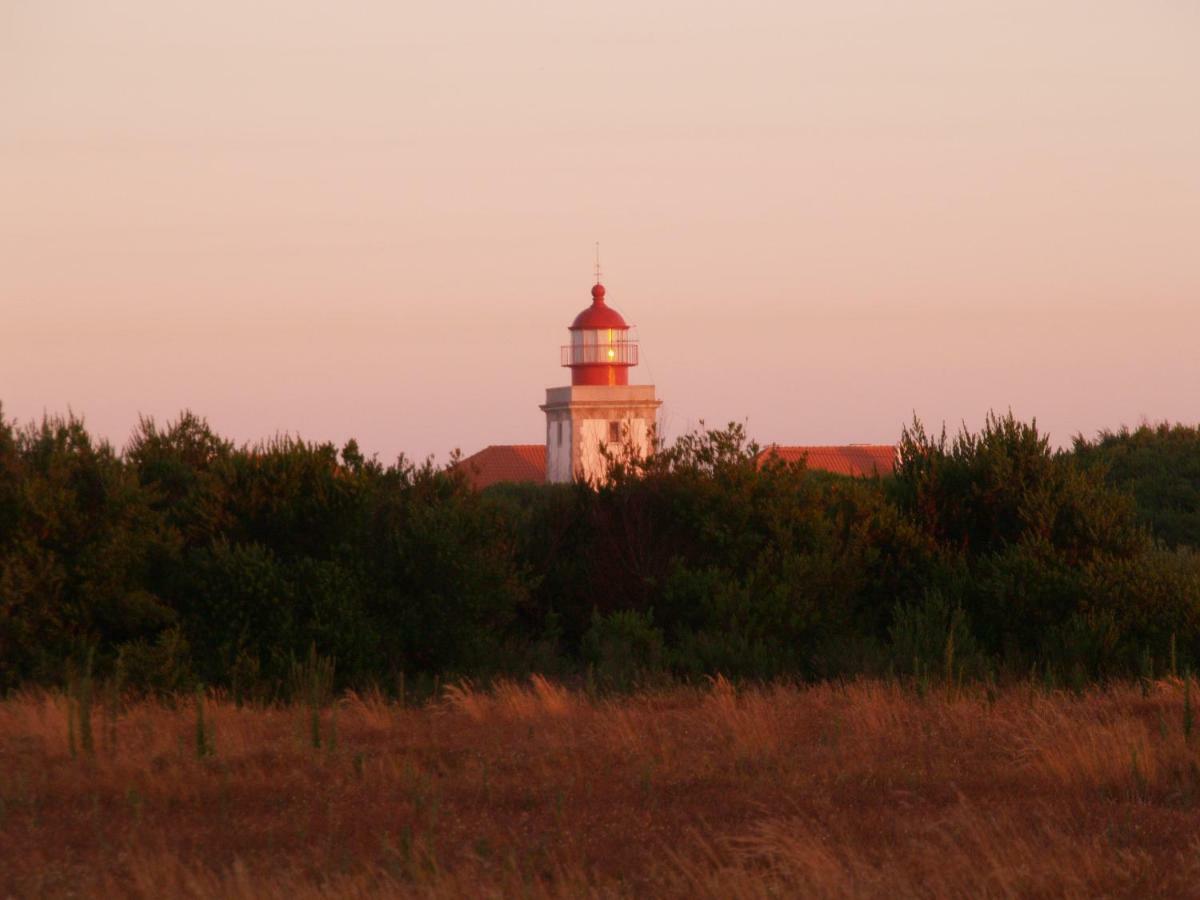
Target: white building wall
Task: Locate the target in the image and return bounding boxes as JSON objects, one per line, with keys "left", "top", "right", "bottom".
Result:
{"left": 627, "top": 418, "right": 651, "bottom": 459}
{"left": 578, "top": 419, "right": 609, "bottom": 483}
{"left": 578, "top": 416, "right": 652, "bottom": 484}
{"left": 546, "top": 416, "right": 573, "bottom": 483}
{"left": 542, "top": 384, "right": 660, "bottom": 485}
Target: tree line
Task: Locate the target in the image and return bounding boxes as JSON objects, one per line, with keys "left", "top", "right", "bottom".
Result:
{"left": 1, "top": 402, "right": 1198, "bottom": 695}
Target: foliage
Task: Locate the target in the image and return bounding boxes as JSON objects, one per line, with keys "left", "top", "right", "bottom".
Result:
{"left": 0, "top": 402, "right": 1198, "bottom": 692}
{"left": 889, "top": 589, "right": 984, "bottom": 680}
{"left": 581, "top": 608, "right": 664, "bottom": 690}
{"left": 1073, "top": 422, "right": 1200, "bottom": 549}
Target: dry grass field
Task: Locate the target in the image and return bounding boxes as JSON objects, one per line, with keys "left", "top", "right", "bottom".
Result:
{"left": 3, "top": 676, "right": 1200, "bottom": 898}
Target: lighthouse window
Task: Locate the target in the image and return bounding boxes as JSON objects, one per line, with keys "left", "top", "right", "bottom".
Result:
{"left": 608, "top": 421, "right": 621, "bottom": 444}
{"left": 556, "top": 422, "right": 562, "bottom": 446}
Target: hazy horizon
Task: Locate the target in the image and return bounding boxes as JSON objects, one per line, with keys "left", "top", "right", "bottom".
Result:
{"left": 4, "top": 2, "right": 1198, "bottom": 462}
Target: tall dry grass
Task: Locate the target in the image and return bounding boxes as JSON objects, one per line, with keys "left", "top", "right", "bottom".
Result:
{"left": 3, "top": 677, "right": 1200, "bottom": 897}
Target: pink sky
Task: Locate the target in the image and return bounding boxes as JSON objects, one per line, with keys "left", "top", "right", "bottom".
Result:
{"left": 3, "top": 1, "right": 1198, "bottom": 462}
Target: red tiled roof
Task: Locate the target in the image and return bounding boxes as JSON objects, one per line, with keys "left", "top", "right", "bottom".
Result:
{"left": 457, "top": 442, "right": 895, "bottom": 488}
{"left": 757, "top": 445, "right": 896, "bottom": 477}
{"left": 456, "top": 444, "right": 546, "bottom": 490}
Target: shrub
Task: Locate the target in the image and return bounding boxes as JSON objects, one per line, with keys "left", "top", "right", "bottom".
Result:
{"left": 890, "top": 589, "right": 985, "bottom": 680}
{"left": 582, "top": 609, "right": 664, "bottom": 691}
{"left": 1074, "top": 423, "right": 1200, "bottom": 549}
{"left": 2, "top": 405, "right": 1198, "bottom": 692}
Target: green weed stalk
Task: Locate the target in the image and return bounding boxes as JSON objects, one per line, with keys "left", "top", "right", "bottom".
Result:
{"left": 195, "top": 686, "right": 215, "bottom": 758}
{"left": 943, "top": 612, "right": 957, "bottom": 698}
{"left": 1185, "top": 670, "right": 1193, "bottom": 742}
{"left": 1139, "top": 645, "right": 1153, "bottom": 698}
{"left": 79, "top": 647, "right": 95, "bottom": 756}
{"left": 291, "top": 644, "right": 336, "bottom": 749}
{"left": 104, "top": 672, "right": 123, "bottom": 758}
{"left": 65, "top": 648, "right": 96, "bottom": 759}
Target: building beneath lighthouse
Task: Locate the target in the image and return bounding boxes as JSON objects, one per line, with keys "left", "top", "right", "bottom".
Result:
{"left": 541, "top": 281, "right": 661, "bottom": 484}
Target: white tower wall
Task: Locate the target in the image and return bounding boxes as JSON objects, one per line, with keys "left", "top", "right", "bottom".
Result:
{"left": 541, "top": 385, "right": 660, "bottom": 485}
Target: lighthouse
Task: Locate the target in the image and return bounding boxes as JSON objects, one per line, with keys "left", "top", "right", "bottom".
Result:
{"left": 541, "top": 280, "right": 661, "bottom": 483}
{"left": 456, "top": 270, "right": 896, "bottom": 490}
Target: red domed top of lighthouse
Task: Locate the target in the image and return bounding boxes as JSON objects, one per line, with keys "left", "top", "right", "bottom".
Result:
{"left": 569, "top": 283, "right": 629, "bottom": 331}
{"left": 561, "top": 280, "right": 639, "bottom": 386}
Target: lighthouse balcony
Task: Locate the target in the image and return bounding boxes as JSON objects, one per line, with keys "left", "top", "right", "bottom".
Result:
{"left": 561, "top": 341, "right": 639, "bottom": 367}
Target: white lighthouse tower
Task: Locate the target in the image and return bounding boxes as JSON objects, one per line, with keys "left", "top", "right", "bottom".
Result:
{"left": 541, "top": 278, "right": 661, "bottom": 484}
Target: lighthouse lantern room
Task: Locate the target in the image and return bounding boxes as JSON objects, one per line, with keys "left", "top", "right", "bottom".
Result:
{"left": 560, "top": 284, "right": 639, "bottom": 384}
{"left": 541, "top": 279, "right": 661, "bottom": 484}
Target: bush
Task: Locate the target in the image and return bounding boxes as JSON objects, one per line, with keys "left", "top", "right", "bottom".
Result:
{"left": 893, "top": 411, "right": 1145, "bottom": 563}
{"left": 115, "top": 626, "right": 195, "bottom": 695}
{"left": 890, "top": 589, "right": 984, "bottom": 681}
{"left": 582, "top": 609, "right": 664, "bottom": 691}
{"left": 1074, "top": 423, "right": 1200, "bottom": 549}
{"left": 1, "top": 404, "right": 1197, "bottom": 692}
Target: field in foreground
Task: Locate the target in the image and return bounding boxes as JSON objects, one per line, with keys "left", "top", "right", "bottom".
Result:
{"left": 3, "top": 678, "right": 1200, "bottom": 898}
